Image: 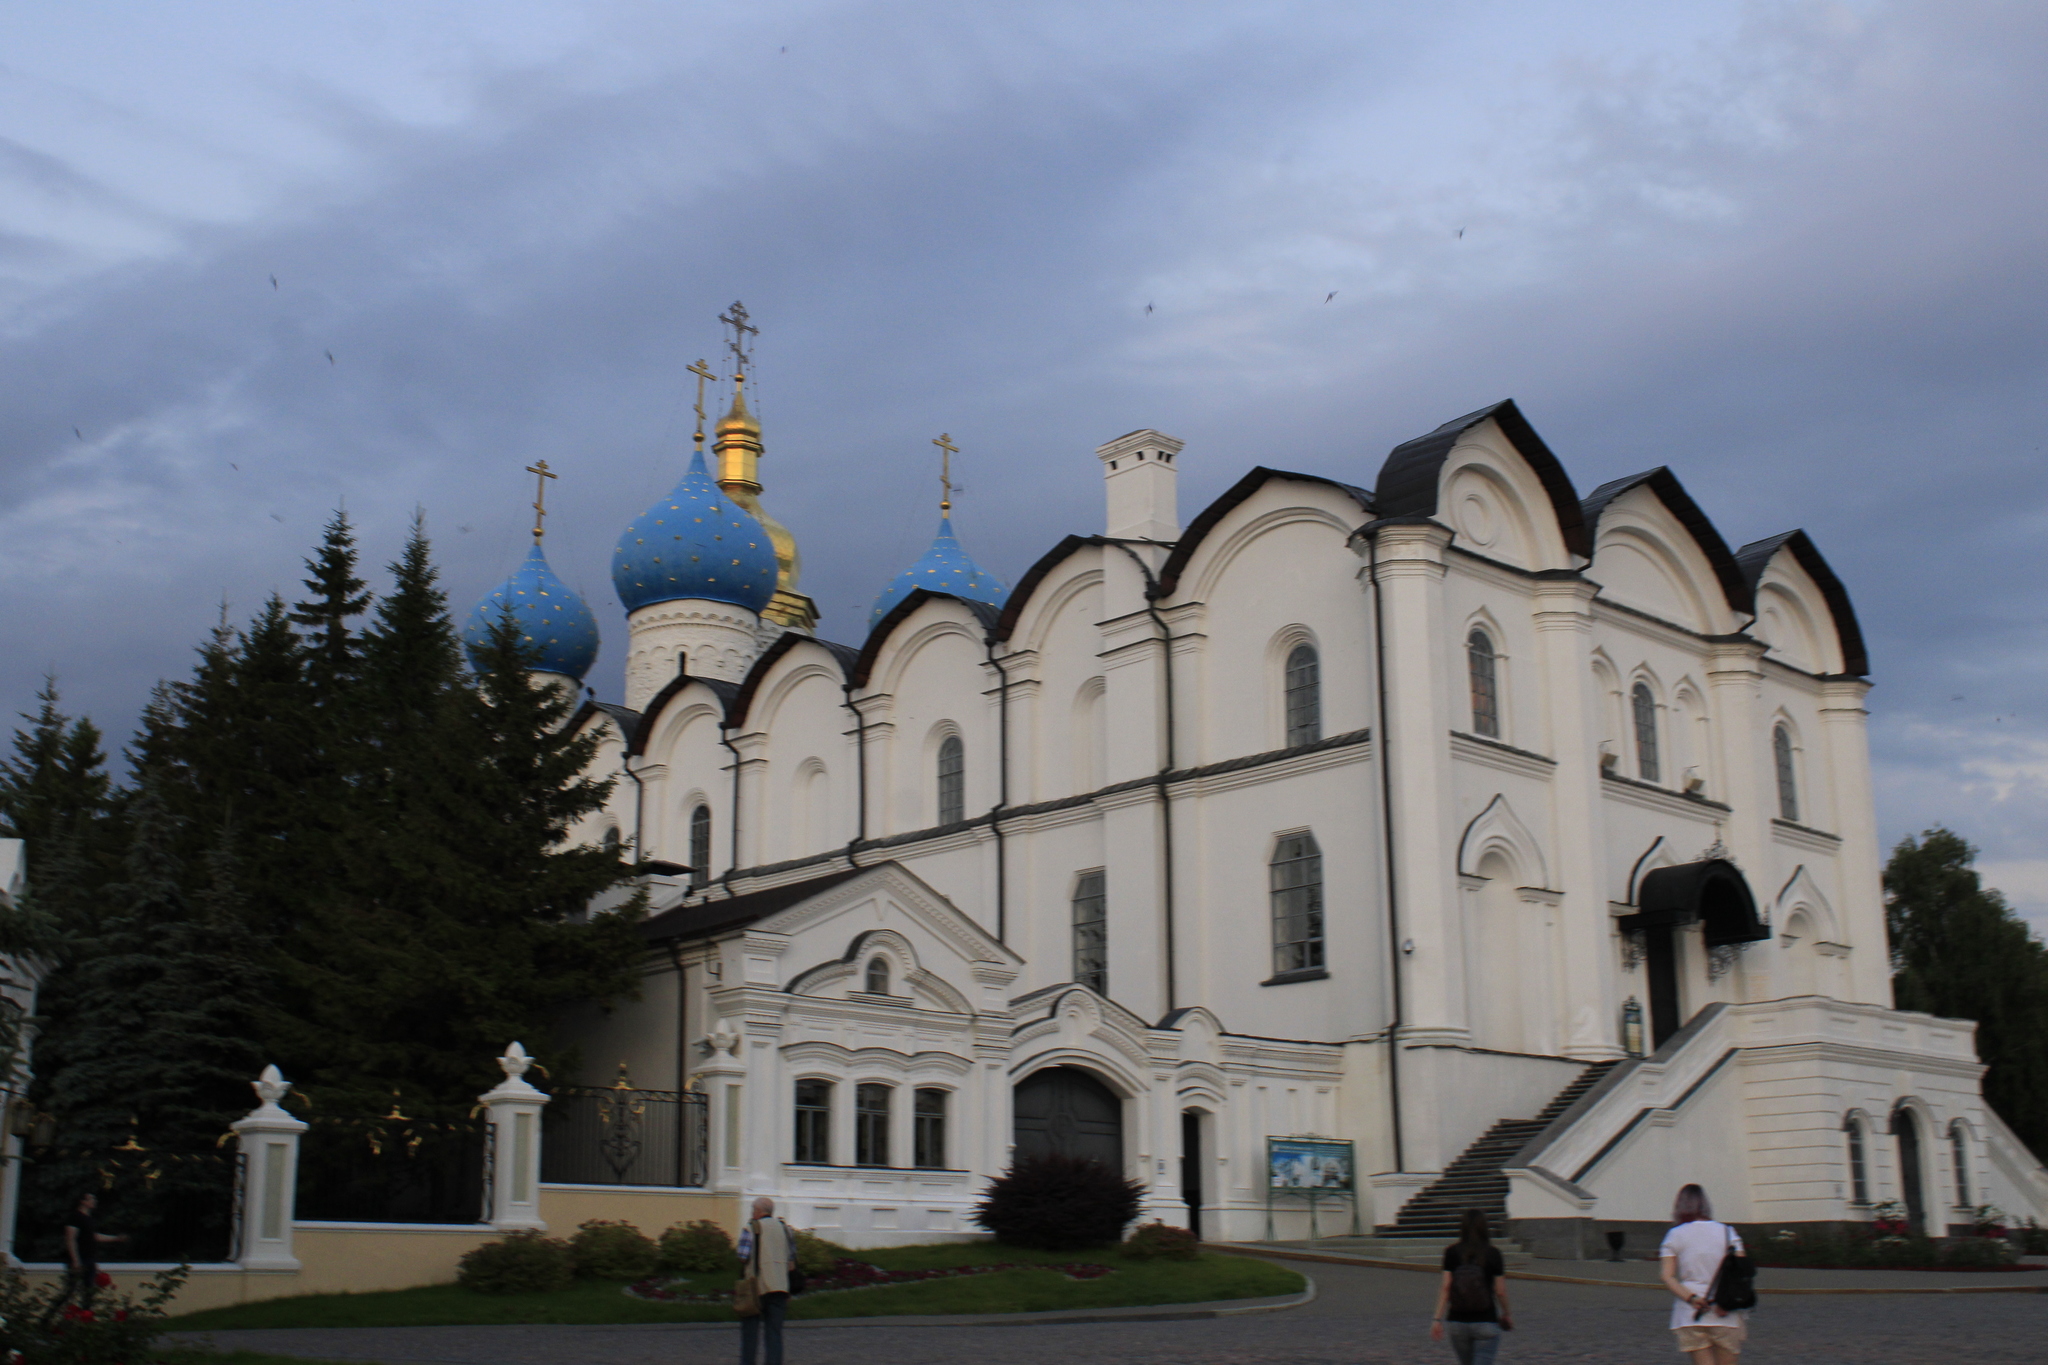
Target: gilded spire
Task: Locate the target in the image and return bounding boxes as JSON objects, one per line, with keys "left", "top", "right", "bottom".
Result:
{"left": 933, "top": 433, "right": 959, "bottom": 519}
{"left": 706, "top": 301, "right": 817, "bottom": 632}
{"left": 525, "top": 459, "right": 557, "bottom": 542}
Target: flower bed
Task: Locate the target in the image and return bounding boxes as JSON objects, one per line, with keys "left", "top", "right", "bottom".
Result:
{"left": 629, "top": 1256, "right": 1113, "bottom": 1303}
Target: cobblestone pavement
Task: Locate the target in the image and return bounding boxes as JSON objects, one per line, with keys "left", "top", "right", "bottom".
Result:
{"left": 178, "top": 1258, "right": 2048, "bottom": 1365}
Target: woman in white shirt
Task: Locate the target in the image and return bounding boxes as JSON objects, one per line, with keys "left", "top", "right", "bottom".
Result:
{"left": 1657, "top": 1184, "right": 1746, "bottom": 1363}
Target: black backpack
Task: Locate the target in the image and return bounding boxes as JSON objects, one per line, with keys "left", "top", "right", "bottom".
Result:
{"left": 1448, "top": 1250, "right": 1492, "bottom": 1315}
{"left": 1704, "top": 1224, "right": 1757, "bottom": 1315}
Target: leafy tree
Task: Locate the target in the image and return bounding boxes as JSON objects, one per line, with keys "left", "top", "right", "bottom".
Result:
{"left": 1885, "top": 828, "right": 2048, "bottom": 1156}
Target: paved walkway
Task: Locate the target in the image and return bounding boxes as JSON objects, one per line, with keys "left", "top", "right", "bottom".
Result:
{"left": 175, "top": 1256, "right": 2048, "bottom": 1364}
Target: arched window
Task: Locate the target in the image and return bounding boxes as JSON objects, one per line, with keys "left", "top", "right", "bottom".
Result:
{"left": 688, "top": 804, "right": 712, "bottom": 890}
{"left": 855, "top": 1083, "right": 893, "bottom": 1167}
{"left": 1773, "top": 724, "right": 1799, "bottom": 823}
{"left": 1467, "top": 629, "right": 1500, "bottom": 738}
{"left": 936, "top": 734, "right": 965, "bottom": 825}
{"left": 864, "top": 957, "right": 891, "bottom": 996}
{"left": 1270, "top": 832, "right": 1325, "bottom": 976}
{"left": 1632, "top": 682, "right": 1660, "bottom": 784}
{"left": 601, "top": 826, "right": 622, "bottom": 858}
{"left": 913, "top": 1088, "right": 949, "bottom": 1169}
{"left": 1284, "top": 644, "right": 1321, "bottom": 747}
{"left": 794, "top": 1080, "right": 832, "bottom": 1164}
{"left": 1844, "top": 1113, "right": 1869, "bottom": 1205}
{"left": 1950, "top": 1121, "right": 1970, "bottom": 1209}
{"left": 1072, "top": 870, "right": 1107, "bottom": 994}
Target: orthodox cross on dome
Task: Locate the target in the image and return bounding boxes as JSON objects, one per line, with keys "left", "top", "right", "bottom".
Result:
{"left": 687, "top": 358, "right": 716, "bottom": 448}
{"left": 718, "top": 300, "right": 759, "bottom": 380}
{"left": 525, "top": 459, "right": 557, "bottom": 541}
{"left": 933, "top": 432, "right": 960, "bottom": 517}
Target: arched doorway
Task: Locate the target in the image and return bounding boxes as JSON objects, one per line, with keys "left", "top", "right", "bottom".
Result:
{"left": 1894, "top": 1106, "right": 1926, "bottom": 1235}
{"left": 1621, "top": 859, "right": 1770, "bottom": 1049}
{"left": 1013, "top": 1067, "right": 1122, "bottom": 1168}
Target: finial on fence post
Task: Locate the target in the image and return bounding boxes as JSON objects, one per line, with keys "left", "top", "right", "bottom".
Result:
{"left": 480, "top": 1042, "right": 551, "bottom": 1231}
{"left": 232, "top": 1063, "right": 309, "bottom": 1272}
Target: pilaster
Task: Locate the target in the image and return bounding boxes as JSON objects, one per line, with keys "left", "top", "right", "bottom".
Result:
{"left": 231, "top": 1066, "right": 308, "bottom": 1269}
{"left": 1817, "top": 678, "right": 1887, "bottom": 1005}
{"left": 478, "top": 1043, "right": 550, "bottom": 1230}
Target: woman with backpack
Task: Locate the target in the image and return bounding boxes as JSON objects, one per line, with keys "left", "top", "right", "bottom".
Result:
{"left": 1658, "top": 1184, "right": 1749, "bottom": 1362}
{"left": 1430, "top": 1207, "right": 1513, "bottom": 1364}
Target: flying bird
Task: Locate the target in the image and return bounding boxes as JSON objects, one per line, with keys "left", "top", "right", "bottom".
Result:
{"left": 325, "top": 350, "right": 335, "bottom": 364}
{"left": 459, "top": 524, "right": 474, "bottom": 534}
{"left": 230, "top": 463, "right": 239, "bottom": 471}
{"left": 270, "top": 274, "right": 278, "bottom": 289}
{"left": 270, "top": 513, "right": 284, "bottom": 522}
{"left": 1144, "top": 302, "right": 1154, "bottom": 315}
{"left": 1456, "top": 228, "right": 1464, "bottom": 239}
{"left": 1324, "top": 291, "right": 1337, "bottom": 304}
{"left": 72, "top": 427, "right": 81, "bottom": 439}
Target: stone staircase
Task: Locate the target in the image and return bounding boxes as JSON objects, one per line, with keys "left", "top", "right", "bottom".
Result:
{"left": 1378, "top": 1061, "right": 1618, "bottom": 1240}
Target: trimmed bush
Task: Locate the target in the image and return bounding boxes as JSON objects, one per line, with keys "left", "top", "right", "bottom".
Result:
{"left": 571, "top": 1219, "right": 661, "bottom": 1280}
{"left": 1122, "top": 1220, "right": 1200, "bottom": 1262}
{"left": 659, "top": 1219, "right": 739, "bottom": 1274}
{"left": 458, "top": 1229, "right": 575, "bottom": 1294}
{"left": 973, "top": 1154, "right": 1145, "bottom": 1251}
{"left": 792, "top": 1227, "right": 854, "bottom": 1276}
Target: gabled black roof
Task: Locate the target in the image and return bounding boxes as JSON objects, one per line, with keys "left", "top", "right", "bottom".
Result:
{"left": 1580, "top": 467, "right": 1753, "bottom": 617}
{"left": 626, "top": 673, "right": 738, "bottom": 756}
{"left": 1155, "top": 467, "right": 1373, "bottom": 599}
{"left": 993, "top": 534, "right": 1100, "bottom": 641}
{"left": 724, "top": 632, "right": 861, "bottom": 731}
{"left": 1734, "top": 530, "right": 1869, "bottom": 677}
{"left": 1373, "top": 400, "right": 1590, "bottom": 559}
{"left": 639, "top": 865, "right": 870, "bottom": 944}
{"left": 850, "top": 589, "right": 997, "bottom": 688}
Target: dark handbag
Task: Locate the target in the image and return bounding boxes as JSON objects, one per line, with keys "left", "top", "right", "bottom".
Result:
{"left": 1702, "top": 1224, "right": 1757, "bottom": 1317}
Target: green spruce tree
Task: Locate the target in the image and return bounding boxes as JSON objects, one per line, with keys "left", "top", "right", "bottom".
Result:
{"left": 1885, "top": 828, "right": 2048, "bottom": 1157}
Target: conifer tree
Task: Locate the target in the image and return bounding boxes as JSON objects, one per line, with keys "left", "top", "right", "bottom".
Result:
{"left": 1885, "top": 828, "right": 2048, "bottom": 1156}
{"left": 0, "top": 679, "right": 124, "bottom": 937}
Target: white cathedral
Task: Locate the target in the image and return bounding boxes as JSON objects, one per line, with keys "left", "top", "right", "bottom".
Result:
{"left": 462, "top": 346, "right": 2048, "bottom": 1252}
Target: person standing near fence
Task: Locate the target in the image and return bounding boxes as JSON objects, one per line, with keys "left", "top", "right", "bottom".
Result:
{"left": 737, "top": 1196, "right": 795, "bottom": 1365}
{"left": 1429, "top": 1207, "right": 1513, "bottom": 1364}
{"left": 1659, "top": 1183, "right": 1747, "bottom": 1363}
{"left": 61, "top": 1192, "right": 124, "bottom": 1309}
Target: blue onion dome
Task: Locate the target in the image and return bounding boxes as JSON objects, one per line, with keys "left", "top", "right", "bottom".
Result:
{"left": 612, "top": 450, "right": 779, "bottom": 615}
{"left": 869, "top": 518, "right": 1008, "bottom": 628}
{"left": 463, "top": 543, "right": 601, "bottom": 680}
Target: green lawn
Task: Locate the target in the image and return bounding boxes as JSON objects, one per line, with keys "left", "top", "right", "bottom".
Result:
{"left": 168, "top": 1242, "right": 1303, "bottom": 1331}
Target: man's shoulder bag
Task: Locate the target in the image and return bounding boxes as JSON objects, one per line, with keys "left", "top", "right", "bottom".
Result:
{"left": 1702, "top": 1224, "right": 1757, "bottom": 1317}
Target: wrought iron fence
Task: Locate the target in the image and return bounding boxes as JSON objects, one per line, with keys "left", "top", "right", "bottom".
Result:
{"left": 294, "top": 1105, "right": 489, "bottom": 1225}
{"left": 541, "top": 1070, "right": 707, "bottom": 1187}
{"left": 15, "top": 1132, "right": 238, "bottom": 1264}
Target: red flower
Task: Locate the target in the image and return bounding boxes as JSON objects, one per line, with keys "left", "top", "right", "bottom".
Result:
{"left": 95, "top": 1271, "right": 113, "bottom": 1288}
{"left": 114, "top": 1310, "right": 129, "bottom": 1321}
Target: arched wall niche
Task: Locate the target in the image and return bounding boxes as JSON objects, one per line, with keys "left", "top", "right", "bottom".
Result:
{"left": 1183, "top": 500, "right": 1356, "bottom": 604}
{"left": 1457, "top": 794, "right": 1552, "bottom": 890}
{"left": 1008, "top": 564, "right": 1103, "bottom": 658}
{"left": 1071, "top": 676, "right": 1106, "bottom": 795}
{"left": 1592, "top": 521, "right": 1718, "bottom": 633}
{"left": 872, "top": 613, "right": 988, "bottom": 700}
{"left": 1754, "top": 569, "right": 1833, "bottom": 674}
{"left": 1441, "top": 449, "right": 1543, "bottom": 569}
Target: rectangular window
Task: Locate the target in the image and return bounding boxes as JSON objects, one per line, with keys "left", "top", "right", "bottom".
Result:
{"left": 855, "top": 1083, "right": 892, "bottom": 1167}
{"left": 913, "top": 1088, "right": 949, "bottom": 1169}
{"left": 1271, "top": 833, "right": 1325, "bottom": 976}
{"left": 1072, "top": 870, "right": 1107, "bottom": 994}
{"left": 794, "top": 1079, "right": 833, "bottom": 1164}
{"left": 724, "top": 1083, "right": 743, "bottom": 1168}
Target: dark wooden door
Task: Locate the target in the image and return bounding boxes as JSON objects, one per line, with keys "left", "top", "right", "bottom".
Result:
{"left": 1013, "top": 1067, "right": 1122, "bottom": 1168}
{"left": 1646, "top": 927, "right": 1682, "bottom": 1049}
{"left": 1180, "top": 1110, "right": 1203, "bottom": 1240}
{"left": 1896, "top": 1108, "right": 1926, "bottom": 1234}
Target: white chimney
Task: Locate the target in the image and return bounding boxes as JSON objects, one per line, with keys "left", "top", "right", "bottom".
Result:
{"left": 1096, "top": 429, "right": 1183, "bottom": 542}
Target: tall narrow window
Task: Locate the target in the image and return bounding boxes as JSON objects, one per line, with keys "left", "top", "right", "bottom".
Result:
{"left": 1270, "top": 833, "right": 1325, "bottom": 976}
{"left": 1845, "top": 1113, "right": 1868, "bottom": 1204}
{"left": 688, "top": 804, "right": 712, "bottom": 889}
{"left": 914, "top": 1088, "right": 949, "bottom": 1169}
{"left": 1632, "top": 683, "right": 1660, "bottom": 784}
{"left": 1284, "top": 645, "right": 1321, "bottom": 746}
{"left": 1773, "top": 724, "right": 1799, "bottom": 823}
{"left": 794, "top": 1080, "right": 833, "bottom": 1164}
{"left": 1467, "top": 629, "right": 1500, "bottom": 738}
{"left": 1950, "top": 1121, "right": 1970, "bottom": 1209}
{"left": 855, "top": 1083, "right": 892, "bottom": 1167}
{"left": 864, "top": 958, "right": 891, "bottom": 995}
{"left": 1072, "top": 870, "right": 1107, "bottom": 994}
{"left": 936, "top": 734, "right": 965, "bottom": 825}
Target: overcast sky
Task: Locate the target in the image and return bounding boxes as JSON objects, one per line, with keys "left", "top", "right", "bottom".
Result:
{"left": 4, "top": 1, "right": 2045, "bottom": 931}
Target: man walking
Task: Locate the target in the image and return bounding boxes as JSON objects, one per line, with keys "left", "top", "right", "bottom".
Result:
{"left": 737, "top": 1196, "right": 795, "bottom": 1365}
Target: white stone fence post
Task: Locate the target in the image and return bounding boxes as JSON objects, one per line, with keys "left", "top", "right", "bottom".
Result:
{"left": 479, "top": 1042, "right": 549, "bottom": 1230}
{"left": 232, "top": 1065, "right": 307, "bottom": 1270}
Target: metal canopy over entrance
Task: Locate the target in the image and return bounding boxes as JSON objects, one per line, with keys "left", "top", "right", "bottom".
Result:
{"left": 1618, "top": 858, "right": 1769, "bottom": 1047}
{"left": 1013, "top": 1066, "right": 1122, "bottom": 1168}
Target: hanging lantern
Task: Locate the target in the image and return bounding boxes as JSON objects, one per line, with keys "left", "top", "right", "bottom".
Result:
{"left": 1622, "top": 996, "right": 1646, "bottom": 1058}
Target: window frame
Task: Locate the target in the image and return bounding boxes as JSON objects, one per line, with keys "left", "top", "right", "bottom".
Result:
{"left": 1269, "top": 832, "right": 1326, "bottom": 980}
{"left": 794, "top": 1079, "right": 833, "bottom": 1165}
{"left": 1844, "top": 1113, "right": 1869, "bottom": 1205}
{"left": 1284, "top": 643, "right": 1321, "bottom": 747}
{"left": 913, "top": 1087, "right": 949, "bottom": 1170}
{"left": 1949, "top": 1120, "right": 1970, "bottom": 1209}
{"left": 936, "top": 734, "right": 965, "bottom": 826}
{"left": 1631, "top": 682, "right": 1661, "bottom": 785}
{"left": 864, "top": 957, "right": 891, "bottom": 996}
{"left": 1467, "top": 628, "right": 1500, "bottom": 739}
{"left": 1773, "top": 723, "right": 1799, "bottom": 823}
{"left": 688, "top": 804, "right": 712, "bottom": 889}
{"left": 854, "top": 1082, "right": 893, "bottom": 1167}
{"left": 1071, "top": 869, "right": 1107, "bottom": 995}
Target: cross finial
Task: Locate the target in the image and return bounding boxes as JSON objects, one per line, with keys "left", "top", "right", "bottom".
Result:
{"left": 718, "top": 301, "right": 759, "bottom": 379}
{"left": 687, "top": 359, "right": 716, "bottom": 447}
{"left": 525, "top": 459, "right": 557, "bottom": 541}
{"left": 933, "top": 433, "right": 960, "bottom": 517}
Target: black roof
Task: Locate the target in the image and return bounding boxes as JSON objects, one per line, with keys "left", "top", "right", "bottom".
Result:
{"left": 1155, "top": 467, "right": 1373, "bottom": 599}
{"left": 1734, "top": 530, "right": 1868, "bottom": 677}
{"left": 724, "top": 633, "right": 861, "bottom": 731}
{"left": 639, "top": 865, "right": 870, "bottom": 944}
{"left": 1373, "top": 400, "right": 1590, "bottom": 559}
{"left": 1580, "top": 467, "right": 1753, "bottom": 617}
{"left": 628, "top": 674, "right": 738, "bottom": 756}
{"left": 850, "top": 589, "right": 1000, "bottom": 688}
